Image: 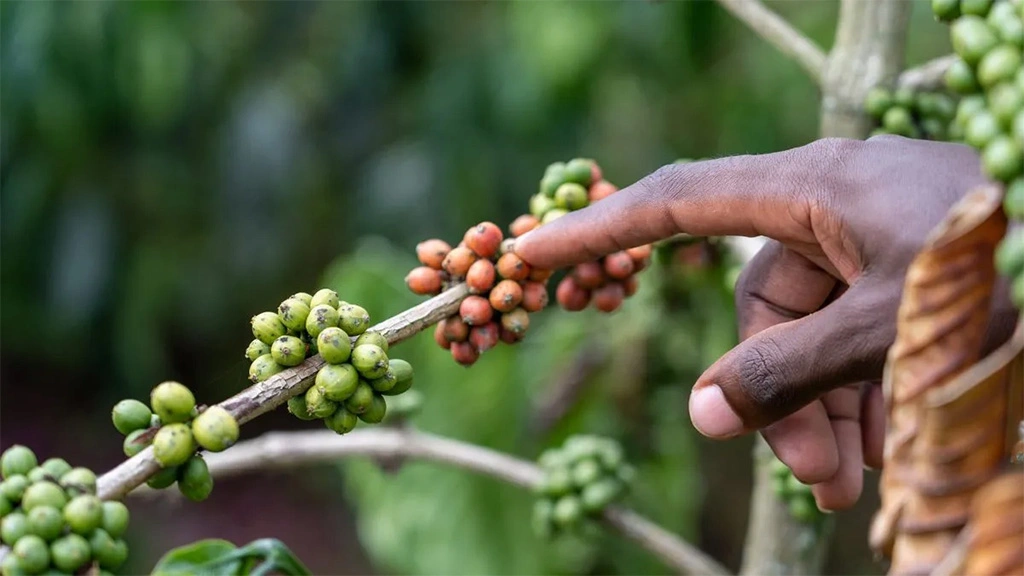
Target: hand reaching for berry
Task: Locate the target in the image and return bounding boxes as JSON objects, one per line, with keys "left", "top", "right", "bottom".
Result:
{"left": 514, "top": 136, "right": 1021, "bottom": 511}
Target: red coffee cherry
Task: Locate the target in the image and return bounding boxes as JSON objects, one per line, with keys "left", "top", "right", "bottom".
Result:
{"left": 510, "top": 214, "right": 540, "bottom": 238}
{"left": 442, "top": 315, "right": 470, "bottom": 343}
{"left": 556, "top": 276, "right": 591, "bottom": 311}
{"left": 460, "top": 295, "right": 494, "bottom": 326}
{"left": 593, "top": 282, "right": 625, "bottom": 313}
{"left": 406, "top": 266, "right": 444, "bottom": 295}
{"left": 469, "top": 322, "right": 500, "bottom": 353}
{"left": 489, "top": 280, "right": 523, "bottom": 313}
{"left": 451, "top": 341, "right": 479, "bottom": 366}
{"left": 442, "top": 247, "right": 478, "bottom": 277}
{"left": 588, "top": 180, "right": 617, "bottom": 203}
{"left": 464, "top": 222, "right": 503, "bottom": 259}
{"left": 603, "top": 252, "right": 635, "bottom": 280}
{"left": 521, "top": 281, "right": 549, "bottom": 312}
{"left": 416, "top": 239, "right": 452, "bottom": 270}
{"left": 500, "top": 308, "right": 530, "bottom": 335}
{"left": 466, "top": 259, "right": 497, "bottom": 294}
{"left": 434, "top": 322, "right": 451, "bottom": 350}
{"left": 496, "top": 253, "right": 531, "bottom": 281}
{"left": 572, "top": 261, "right": 606, "bottom": 290}
{"left": 622, "top": 275, "right": 639, "bottom": 297}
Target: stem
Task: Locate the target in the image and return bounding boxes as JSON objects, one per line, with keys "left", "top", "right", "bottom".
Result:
{"left": 133, "top": 428, "right": 731, "bottom": 576}
{"left": 897, "top": 54, "right": 957, "bottom": 92}
{"left": 715, "top": 0, "right": 827, "bottom": 85}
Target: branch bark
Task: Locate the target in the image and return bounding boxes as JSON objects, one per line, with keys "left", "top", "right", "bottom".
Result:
{"left": 715, "top": 0, "right": 826, "bottom": 84}
{"left": 897, "top": 54, "right": 957, "bottom": 92}
{"left": 132, "top": 428, "right": 731, "bottom": 576}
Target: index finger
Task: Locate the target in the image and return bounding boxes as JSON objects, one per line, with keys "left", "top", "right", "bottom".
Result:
{"left": 513, "top": 138, "right": 854, "bottom": 270}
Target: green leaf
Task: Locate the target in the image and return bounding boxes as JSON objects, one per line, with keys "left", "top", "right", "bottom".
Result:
{"left": 150, "top": 538, "right": 311, "bottom": 576}
{"left": 151, "top": 539, "right": 241, "bottom": 576}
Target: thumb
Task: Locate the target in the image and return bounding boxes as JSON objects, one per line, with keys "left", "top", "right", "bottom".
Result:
{"left": 688, "top": 281, "right": 896, "bottom": 438}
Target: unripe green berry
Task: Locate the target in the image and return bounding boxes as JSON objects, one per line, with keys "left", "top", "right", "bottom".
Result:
{"left": 88, "top": 528, "right": 126, "bottom": 570}
{"left": 564, "top": 435, "right": 601, "bottom": 462}
{"left": 978, "top": 44, "right": 1022, "bottom": 88}
{"left": 1014, "top": 111, "right": 1024, "bottom": 146}
{"left": 539, "top": 164, "right": 568, "bottom": 197}
{"left": 150, "top": 381, "right": 196, "bottom": 424}
{"left": 368, "top": 369, "right": 397, "bottom": 393}
{"left": 932, "top": 0, "right": 960, "bottom": 21}
{"left": 270, "top": 335, "right": 307, "bottom": 367}
{"left": 881, "top": 106, "right": 916, "bottom": 136}
{"left": 357, "top": 394, "right": 387, "bottom": 424}
{"left": 554, "top": 183, "right": 588, "bottom": 211}
{"left": 324, "top": 406, "right": 358, "bottom": 435}
{"left": 987, "top": 83, "right": 1024, "bottom": 127}
{"left": 541, "top": 208, "right": 569, "bottom": 224}
{"left": 961, "top": 0, "right": 993, "bottom": 16}
{"left": 50, "top": 533, "right": 91, "bottom": 573}
{"left": 952, "top": 16, "right": 1000, "bottom": 66}
{"left": 290, "top": 292, "right": 313, "bottom": 306}
{"left": 305, "top": 305, "right": 340, "bottom": 338}
{"left": 191, "top": 406, "right": 239, "bottom": 452}
{"left": 111, "top": 399, "right": 153, "bottom": 435}
{"left": 552, "top": 495, "right": 583, "bottom": 528}
{"left": 0, "top": 552, "right": 22, "bottom": 576}
{"left": 0, "top": 475, "right": 29, "bottom": 502}
{"left": 249, "top": 354, "right": 284, "bottom": 383}
{"left": 39, "top": 459, "right": 70, "bottom": 482}
{"left": 996, "top": 230, "right": 1024, "bottom": 278}
{"left": 26, "top": 506, "right": 63, "bottom": 541}
{"left": 123, "top": 429, "right": 151, "bottom": 457}
{"left": 597, "top": 443, "right": 624, "bottom": 470}
{"left": 983, "top": 136, "right": 1024, "bottom": 181}
{"left": 540, "top": 467, "right": 573, "bottom": 497}
{"left": 59, "top": 468, "right": 96, "bottom": 497}
{"left": 310, "top": 288, "right": 341, "bottom": 309}
{"left": 580, "top": 478, "right": 622, "bottom": 512}
{"left": 304, "top": 385, "right": 338, "bottom": 419}
{"left": 1, "top": 513, "right": 29, "bottom": 545}
{"left": 945, "top": 58, "right": 980, "bottom": 94}
{"left": 63, "top": 495, "right": 102, "bottom": 535}
{"left": 956, "top": 95, "right": 989, "bottom": 127}
{"left": 337, "top": 304, "right": 371, "bottom": 336}
{"left": 532, "top": 499, "right": 554, "bottom": 538}
{"left": 0, "top": 495, "right": 10, "bottom": 517}
{"left": 245, "top": 339, "right": 271, "bottom": 362}
{"left": 26, "top": 468, "right": 49, "bottom": 484}
{"left": 1013, "top": 271, "right": 1024, "bottom": 308}
{"left": 563, "top": 158, "right": 595, "bottom": 187}
{"left": 316, "top": 327, "right": 352, "bottom": 364}
{"left": 529, "top": 193, "right": 557, "bottom": 218}
{"left": 21, "top": 482, "right": 67, "bottom": 512}
{"left": 1004, "top": 178, "right": 1024, "bottom": 218}
{"left": 920, "top": 117, "right": 947, "bottom": 141}
{"left": 344, "top": 381, "right": 375, "bottom": 415}
{"left": 966, "top": 111, "right": 1003, "bottom": 148}
{"left": 538, "top": 449, "right": 568, "bottom": 470}
{"left": 863, "top": 86, "right": 893, "bottom": 118}
{"left": 382, "top": 358, "right": 414, "bottom": 396}
{"left": 100, "top": 501, "right": 129, "bottom": 539}
{"left": 177, "top": 456, "right": 213, "bottom": 502}
{"left": 617, "top": 463, "right": 636, "bottom": 485}
{"left": 1, "top": 446, "right": 37, "bottom": 479}
{"left": 153, "top": 423, "right": 196, "bottom": 468}
{"left": 286, "top": 396, "right": 318, "bottom": 421}
{"left": 146, "top": 466, "right": 178, "bottom": 490}
{"left": 251, "top": 311, "right": 287, "bottom": 345}
{"left": 354, "top": 330, "right": 388, "bottom": 352}
{"left": 13, "top": 534, "right": 49, "bottom": 574}
{"left": 316, "top": 364, "right": 360, "bottom": 402}
{"left": 571, "top": 459, "right": 602, "bottom": 488}
{"left": 277, "top": 298, "right": 311, "bottom": 332}
{"left": 351, "top": 345, "right": 388, "bottom": 379}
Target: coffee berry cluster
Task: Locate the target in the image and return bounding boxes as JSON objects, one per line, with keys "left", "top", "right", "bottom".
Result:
{"left": 114, "top": 381, "right": 237, "bottom": 502}
{"left": 769, "top": 457, "right": 827, "bottom": 527}
{"left": 247, "top": 288, "right": 415, "bottom": 432}
{"left": 407, "top": 223, "right": 550, "bottom": 366}
{"left": 528, "top": 159, "right": 652, "bottom": 314}
{"left": 531, "top": 435, "right": 635, "bottom": 539}
{"left": 864, "top": 87, "right": 958, "bottom": 141}
{"left": 1, "top": 446, "right": 129, "bottom": 575}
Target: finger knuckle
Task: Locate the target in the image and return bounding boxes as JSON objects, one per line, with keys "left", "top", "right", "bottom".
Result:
{"left": 637, "top": 164, "right": 683, "bottom": 198}
{"left": 739, "top": 336, "right": 792, "bottom": 412}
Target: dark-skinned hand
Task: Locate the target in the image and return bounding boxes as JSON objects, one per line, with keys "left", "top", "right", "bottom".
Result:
{"left": 513, "top": 136, "right": 1019, "bottom": 512}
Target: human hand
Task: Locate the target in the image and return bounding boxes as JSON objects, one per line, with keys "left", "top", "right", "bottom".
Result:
{"left": 514, "top": 136, "right": 1019, "bottom": 510}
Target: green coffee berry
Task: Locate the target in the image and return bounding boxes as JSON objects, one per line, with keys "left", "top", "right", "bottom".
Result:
{"left": 354, "top": 330, "right": 389, "bottom": 352}
{"left": 540, "top": 163, "right": 568, "bottom": 197}
{"left": 945, "top": 58, "right": 980, "bottom": 94}
{"left": 0, "top": 475, "right": 29, "bottom": 502}
{"left": 597, "top": 443, "right": 624, "bottom": 470}
{"left": 277, "top": 298, "right": 311, "bottom": 332}
{"left": 369, "top": 369, "right": 397, "bottom": 393}
{"left": 316, "top": 364, "right": 360, "bottom": 402}
{"left": 88, "top": 529, "right": 124, "bottom": 570}
{"left": 26, "top": 467, "right": 49, "bottom": 484}
{"left": 563, "top": 436, "right": 601, "bottom": 462}
{"left": 932, "top": 0, "right": 960, "bottom": 21}
{"left": 305, "top": 305, "right": 340, "bottom": 338}
{"left": 63, "top": 495, "right": 102, "bottom": 535}
{"left": 996, "top": 230, "right": 1024, "bottom": 278}
{"left": 150, "top": 381, "right": 196, "bottom": 424}
{"left": 977, "top": 44, "right": 1022, "bottom": 88}
{"left": 0, "top": 495, "right": 10, "bottom": 517}
{"left": 987, "top": 83, "right": 1024, "bottom": 127}
{"left": 251, "top": 311, "right": 287, "bottom": 345}
{"left": 351, "top": 344, "right": 389, "bottom": 379}
{"left": 1004, "top": 178, "right": 1024, "bottom": 218}
{"left": 0, "top": 552, "right": 22, "bottom": 576}
{"left": 270, "top": 335, "right": 306, "bottom": 367}
{"left": 110, "top": 399, "right": 153, "bottom": 436}
{"left": 951, "top": 16, "right": 999, "bottom": 66}
{"left": 60, "top": 468, "right": 96, "bottom": 497}
{"left": 1013, "top": 271, "right": 1024, "bottom": 307}
{"left": 921, "top": 117, "right": 947, "bottom": 140}
{"left": 316, "top": 327, "right": 352, "bottom": 364}
{"left": 290, "top": 292, "right": 313, "bottom": 306}
{"left": 286, "top": 395, "right": 317, "bottom": 421}
{"left": 863, "top": 86, "right": 893, "bottom": 118}
{"left": 983, "top": 136, "right": 1024, "bottom": 181}
{"left": 344, "top": 381, "right": 375, "bottom": 415}
{"left": 26, "top": 506, "right": 63, "bottom": 541}
{"left": 50, "top": 533, "right": 91, "bottom": 573}
{"left": 357, "top": 394, "right": 387, "bottom": 424}
{"left": 382, "top": 359, "right": 413, "bottom": 396}
{"left": 538, "top": 449, "right": 567, "bottom": 470}
{"left": 532, "top": 499, "right": 554, "bottom": 538}
{"left": 993, "top": 8, "right": 1024, "bottom": 47}
{"left": 310, "top": 288, "right": 341, "bottom": 309}
{"left": 1014, "top": 111, "right": 1024, "bottom": 146}
{"left": 1, "top": 512, "right": 29, "bottom": 546}
{"left": 961, "top": 0, "right": 993, "bottom": 16}
{"left": 245, "top": 339, "right": 271, "bottom": 362}
{"left": 100, "top": 501, "right": 129, "bottom": 539}
{"left": 956, "top": 94, "right": 989, "bottom": 126}
{"left": 563, "top": 158, "right": 595, "bottom": 187}
{"left": 123, "top": 429, "right": 151, "bottom": 457}
{"left": 39, "top": 459, "right": 70, "bottom": 481}
{"left": 892, "top": 86, "right": 915, "bottom": 109}
{"left": 617, "top": 463, "right": 636, "bottom": 485}
{"left": 146, "top": 466, "right": 178, "bottom": 490}
{"left": 882, "top": 106, "right": 916, "bottom": 136}
{"left": 13, "top": 534, "right": 49, "bottom": 574}
{"left": 581, "top": 478, "right": 622, "bottom": 512}
{"left": 191, "top": 406, "right": 239, "bottom": 452}
{"left": 153, "top": 423, "right": 196, "bottom": 468}
{"left": 540, "top": 467, "right": 573, "bottom": 497}
{"left": 541, "top": 208, "right": 569, "bottom": 224}
{"left": 324, "top": 406, "right": 358, "bottom": 435}
{"left": 552, "top": 495, "right": 583, "bottom": 528}
{"left": 337, "top": 304, "right": 371, "bottom": 336}
{"left": 554, "top": 182, "right": 588, "bottom": 211}
{"left": 177, "top": 456, "right": 214, "bottom": 502}
{"left": 571, "top": 459, "right": 602, "bottom": 488}
{"left": 249, "top": 353, "right": 284, "bottom": 383}
{"left": 529, "top": 193, "right": 557, "bottom": 218}
{"left": 966, "top": 111, "right": 1003, "bottom": 148}
{"left": 21, "top": 482, "right": 67, "bottom": 512}
{"left": 304, "top": 385, "right": 338, "bottom": 419}
{"left": 1, "top": 446, "right": 37, "bottom": 479}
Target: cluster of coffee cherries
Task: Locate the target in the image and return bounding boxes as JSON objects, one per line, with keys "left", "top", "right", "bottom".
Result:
{"left": 406, "top": 222, "right": 549, "bottom": 366}
{"left": 115, "top": 381, "right": 237, "bottom": 502}
{"left": 1, "top": 446, "right": 129, "bottom": 575}
{"left": 769, "top": 457, "right": 826, "bottom": 527}
{"left": 864, "top": 87, "right": 958, "bottom": 141}
{"left": 531, "top": 435, "right": 634, "bottom": 539}
{"left": 527, "top": 159, "right": 652, "bottom": 314}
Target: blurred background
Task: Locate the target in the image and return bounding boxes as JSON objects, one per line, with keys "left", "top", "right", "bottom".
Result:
{"left": 1, "top": 1, "right": 951, "bottom": 574}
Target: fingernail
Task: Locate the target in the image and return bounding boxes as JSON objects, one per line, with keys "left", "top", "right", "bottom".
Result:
{"left": 689, "top": 385, "right": 744, "bottom": 438}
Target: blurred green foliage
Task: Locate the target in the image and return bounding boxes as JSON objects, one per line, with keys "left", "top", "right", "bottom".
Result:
{"left": 1, "top": 1, "right": 951, "bottom": 574}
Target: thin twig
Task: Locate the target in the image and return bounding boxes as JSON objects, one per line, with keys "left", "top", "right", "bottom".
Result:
{"left": 896, "top": 54, "right": 956, "bottom": 92}
{"left": 715, "top": 0, "right": 826, "bottom": 84}
{"left": 133, "top": 428, "right": 731, "bottom": 576}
